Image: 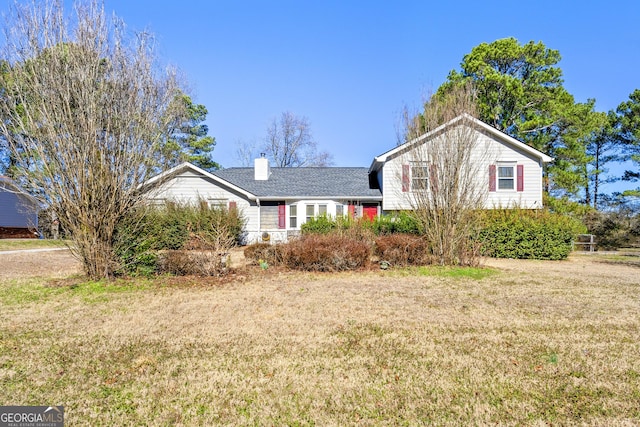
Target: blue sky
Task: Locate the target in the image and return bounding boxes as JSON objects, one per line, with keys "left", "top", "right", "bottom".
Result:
{"left": 3, "top": 1, "right": 639, "bottom": 192}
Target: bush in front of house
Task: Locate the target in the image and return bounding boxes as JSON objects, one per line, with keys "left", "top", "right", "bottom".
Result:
{"left": 301, "top": 211, "right": 421, "bottom": 236}
{"left": 371, "top": 212, "right": 421, "bottom": 235}
{"left": 114, "top": 200, "right": 245, "bottom": 276}
{"left": 243, "top": 242, "right": 283, "bottom": 266}
{"left": 245, "top": 234, "right": 371, "bottom": 272}
{"left": 374, "top": 234, "right": 431, "bottom": 266}
{"left": 478, "top": 209, "right": 586, "bottom": 260}
{"left": 284, "top": 234, "right": 371, "bottom": 271}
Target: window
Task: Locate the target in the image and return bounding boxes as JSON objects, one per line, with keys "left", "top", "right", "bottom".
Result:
{"left": 411, "top": 162, "right": 429, "bottom": 191}
{"left": 318, "top": 204, "right": 327, "bottom": 216}
{"left": 289, "top": 204, "right": 297, "bottom": 228}
{"left": 306, "top": 205, "right": 314, "bottom": 222}
{"left": 498, "top": 164, "right": 515, "bottom": 190}
{"left": 208, "top": 199, "right": 227, "bottom": 208}
{"left": 336, "top": 204, "right": 344, "bottom": 217}
{"left": 260, "top": 201, "right": 285, "bottom": 229}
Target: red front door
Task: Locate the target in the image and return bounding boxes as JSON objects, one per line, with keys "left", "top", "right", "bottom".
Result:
{"left": 362, "top": 204, "right": 378, "bottom": 222}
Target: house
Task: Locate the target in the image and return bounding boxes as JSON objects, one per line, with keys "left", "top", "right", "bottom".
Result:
{"left": 143, "top": 156, "right": 382, "bottom": 243}
{"left": 368, "top": 114, "right": 553, "bottom": 210}
{"left": 144, "top": 114, "right": 552, "bottom": 243}
{"left": 0, "top": 176, "right": 39, "bottom": 238}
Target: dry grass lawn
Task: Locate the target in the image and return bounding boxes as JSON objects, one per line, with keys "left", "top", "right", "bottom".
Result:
{"left": 0, "top": 250, "right": 639, "bottom": 425}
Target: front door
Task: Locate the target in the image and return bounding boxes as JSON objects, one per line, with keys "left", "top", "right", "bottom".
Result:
{"left": 362, "top": 204, "right": 378, "bottom": 222}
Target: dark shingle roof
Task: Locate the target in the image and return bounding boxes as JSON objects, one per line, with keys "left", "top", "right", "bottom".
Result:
{"left": 213, "top": 167, "right": 381, "bottom": 199}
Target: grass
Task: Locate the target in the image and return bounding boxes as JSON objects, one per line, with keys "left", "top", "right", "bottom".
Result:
{"left": 1, "top": 257, "right": 639, "bottom": 425}
{"left": 0, "top": 238, "right": 69, "bottom": 251}
{"left": 394, "top": 265, "right": 498, "bottom": 280}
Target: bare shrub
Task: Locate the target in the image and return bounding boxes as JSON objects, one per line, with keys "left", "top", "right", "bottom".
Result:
{"left": 400, "top": 82, "right": 488, "bottom": 266}
{"left": 159, "top": 250, "right": 228, "bottom": 277}
{"left": 375, "top": 234, "right": 431, "bottom": 266}
{"left": 243, "top": 243, "right": 283, "bottom": 266}
{"left": 283, "top": 234, "right": 371, "bottom": 272}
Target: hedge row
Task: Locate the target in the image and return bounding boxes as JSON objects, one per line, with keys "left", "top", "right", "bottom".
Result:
{"left": 477, "top": 209, "right": 586, "bottom": 260}
{"left": 298, "top": 209, "right": 586, "bottom": 262}
{"left": 244, "top": 233, "right": 432, "bottom": 271}
{"left": 300, "top": 212, "right": 420, "bottom": 235}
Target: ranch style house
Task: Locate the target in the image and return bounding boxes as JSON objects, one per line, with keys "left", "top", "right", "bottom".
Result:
{"left": 145, "top": 114, "right": 553, "bottom": 244}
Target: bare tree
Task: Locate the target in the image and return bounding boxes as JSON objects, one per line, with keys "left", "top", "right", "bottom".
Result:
{"left": 264, "top": 111, "right": 333, "bottom": 167}
{"left": 401, "top": 82, "right": 489, "bottom": 265}
{"left": 0, "top": 0, "right": 183, "bottom": 279}
{"left": 234, "top": 138, "right": 259, "bottom": 167}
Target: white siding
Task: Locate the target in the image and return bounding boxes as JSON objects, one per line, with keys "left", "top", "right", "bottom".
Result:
{"left": 382, "top": 127, "right": 545, "bottom": 211}
{"left": 147, "top": 171, "right": 259, "bottom": 243}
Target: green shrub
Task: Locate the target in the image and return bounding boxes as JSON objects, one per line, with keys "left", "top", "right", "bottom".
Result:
{"left": 372, "top": 212, "right": 421, "bottom": 235}
{"left": 114, "top": 200, "right": 245, "bottom": 276}
{"left": 302, "top": 212, "right": 421, "bottom": 236}
{"left": 478, "top": 209, "right": 586, "bottom": 260}
{"left": 300, "top": 214, "right": 340, "bottom": 234}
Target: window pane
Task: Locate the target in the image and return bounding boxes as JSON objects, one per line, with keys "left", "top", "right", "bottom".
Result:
{"left": 306, "top": 205, "right": 314, "bottom": 216}
{"left": 411, "top": 162, "right": 429, "bottom": 190}
{"left": 289, "top": 205, "right": 297, "bottom": 228}
{"left": 498, "top": 167, "right": 514, "bottom": 178}
{"left": 336, "top": 204, "right": 344, "bottom": 217}
{"left": 318, "top": 204, "right": 327, "bottom": 215}
{"left": 497, "top": 165, "right": 514, "bottom": 190}
{"left": 498, "top": 179, "right": 514, "bottom": 190}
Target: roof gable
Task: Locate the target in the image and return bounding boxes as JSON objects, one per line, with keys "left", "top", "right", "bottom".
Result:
{"left": 142, "top": 163, "right": 257, "bottom": 199}
{"left": 369, "top": 113, "right": 553, "bottom": 172}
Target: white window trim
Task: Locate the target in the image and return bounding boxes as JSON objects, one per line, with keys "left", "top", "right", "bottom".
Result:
{"left": 289, "top": 204, "right": 298, "bottom": 229}
{"left": 496, "top": 162, "right": 516, "bottom": 192}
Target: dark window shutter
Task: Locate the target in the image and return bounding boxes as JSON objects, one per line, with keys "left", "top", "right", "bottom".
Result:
{"left": 402, "top": 164, "right": 410, "bottom": 192}
{"left": 489, "top": 165, "right": 496, "bottom": 192}
{"left": 278, "top": 204, "right": 286, "bottom": 229}
{"left": 517, "top": 164, "right": 524, "bottom": 192}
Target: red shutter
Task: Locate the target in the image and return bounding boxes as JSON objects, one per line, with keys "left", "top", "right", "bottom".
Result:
{"left": 228, "top": 201, "right": 237, "bottom": 211}
{"left": 489, "top": 165, "right": 496, "bottom": 192}
{"left": 429, "top": 164, "right": 438, "bottom": 193}
{"left": 348, "top": 204, "right": 355, "bottom": 218}
{"left": 278, "top": 204, "right": 286, "bottom": 229}
{"left": 517, "top": 164, "right": 524, "bottom": 192}
{"left": 402, "top": 164, "right": 410, "bottom": 192}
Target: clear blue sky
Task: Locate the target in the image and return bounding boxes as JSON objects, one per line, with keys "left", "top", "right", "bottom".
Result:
{"left": 3, "top": 1, "right": 639, "bottom": 192}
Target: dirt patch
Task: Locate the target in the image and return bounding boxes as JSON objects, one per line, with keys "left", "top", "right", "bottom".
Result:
{"left": 0, "top": 249, "right": 81, "bottom": 280}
